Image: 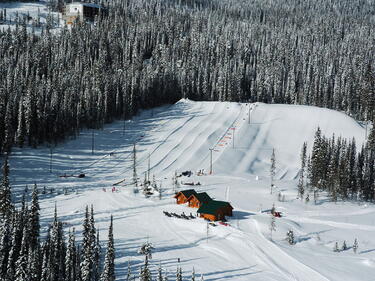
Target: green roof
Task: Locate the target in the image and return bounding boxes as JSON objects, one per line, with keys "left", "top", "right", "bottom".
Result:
{"left": 197, "top": 200, "right": 233, "bottom": 215}
{"left": 177, "top": 189, "right": 197, "bottom": 198}
{"left": 189, "top": 192, "right": 212, "bottom": 203}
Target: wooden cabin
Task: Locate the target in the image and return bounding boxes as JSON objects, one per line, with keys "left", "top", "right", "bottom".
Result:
{"left": 174, "top": 189, "right": 197, "bottom": 204}
{"left": 63, "top": 2, "right": 102, "bottom": 25}
{"left": 197, "top": 200, "right": 233, "bottom": 221}
{"left": 187, "top": 192, "right": 212, "bottom": 208}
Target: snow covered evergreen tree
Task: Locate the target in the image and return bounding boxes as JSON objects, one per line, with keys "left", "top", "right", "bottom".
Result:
{"left": 28, "top": 183, "right": 39, "bottom": 250}
{"left": 353, "top": 239, "right": 359, "bottom": 254}
{"left": 298, "top": 143, "right": 307, "bottom": 199}
{"left": 14, "top": 228, "right": 29, "bottom": 281}
{"left": 65, "top": 229, "right": 77, "bottom": 281}
{"left": 0, "top": 156, "right": 12, "bottom": 217}
{"left": 139, "top": 256, "right": 151, "bottom": 281}
{"left": 333, "top": 242, "right": 339, "bottom": 252}
{"left": 191, "top": 267, "right": 196, "bottom": 281}
{"left": 81, "top": 205, "right": 95, "bottom": 281}
{"left": 342, "top": 240, "right": 347, "bottom": 251}
{"left": 100, "top": 215, "right": 115, "bottom": 281}
{"left": 286, "top": 230, "right": 295, "bottom": 245}
{"left": 269, "top": 215, "right": 276, "bottom": 240}
{"left": 270, "top": 149, "right": 276, "bottom": 194}
{"left": 157, "top": 263, "right": 163, "bottom": 281}
{"left": 176, "top": 265, "right": 182, "bottom": 281}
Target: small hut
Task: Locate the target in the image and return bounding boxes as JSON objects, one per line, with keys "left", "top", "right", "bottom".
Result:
{"left": 63, "top": 2, "right": 103, "bottom": 25}
{"left": 187, "top": 192, "right": 212, "bottom": 208}
{"left": 174, "top": 189, "right": 197, "bottom": 204}
{"left": 197, "top": 200, "right": 233, "bottom": 221}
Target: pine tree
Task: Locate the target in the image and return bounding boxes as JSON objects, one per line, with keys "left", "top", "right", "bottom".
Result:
{"left": 40, "top": 244, "right": 49, "bottom": 281}
{"left": 14, "top": 227, "right": 29, "bottom": 281}
{"left": 270, "top": 203, "right": 275, "bottom": 215}
{"left": 310, "top": 127, "right": 323, "bottom": 188}
{"left": 313, "top": 187, "right": 319, "bottom": 205}
{"left": 270, "top": 149, "right": 276, "bottom": 194}
{"left": 269, "top": 214, "right": 276, "bottom": 240}
{"left": 368, "top": 121, "right": 375, "bottom": 150}
{"left": 353, "top": 238, "right": 359, "bottom": 254}
{"left": 65, "top": 229, "right": 77, "bottom": 281}
{"left": 133, "top": 143, "right": 137, "bottom": 187}
{"left": 140, "top": 256, "right": 151, "bottom": 281}
{"left": 28, "top": 183, "right": 39, "bottom": 250}
{"left": 163, "top": 270, "right": 169, "bottom": 281}
{"left": 6, "top": 212, "right": 22, "bottom": 280}
{"left": 286, "top": 230, "right": 295, "bottom": 245}
{"left": 126, "top": 261, "right": 131, "bottom": 281}
{"left": 28, "top": 244, "right": 41, "bottom": 281}
{"left": 0, "top": 156, "right": 12, "bottom": 217}
{"left": 0, "top": 216, "right": 11, "bottom": 276}
{"left": 15, "top": 98, "right": 26, "bottom": 148}
{"left": 100, "top": 215, "right": 115, "bottom": 281}
{"left": 191, "top": 267, "right": 195, "bottom": 281}
{"left": 305, "top": 194, "right": 310, "bottom": 204}
{"left": 176, "top": 265, "right": 182, "bottom": 281}
{"left": 49, "top": 205, "right": 66, "bottom": 281}
{"left": 342, "top": 240, "right": 347, "bottom": 251}
{"left": 138, "top": 242, "right": 154, "bottom": 260}
{"left": 81, "top": 205, "right": 93, "bottom": 281}
{"left": 333, "top": 242, "right": 339, "bottom": 252}
{"left": 93, "top": 229, "right": 101, "bottom": 281}
{"left": 157, "top": 263, "right": 163, "bottom": 281}
{"left": 298, "top": 143, "right": 307, "bottom": 199}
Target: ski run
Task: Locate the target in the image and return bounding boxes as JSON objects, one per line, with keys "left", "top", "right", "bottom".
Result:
{"left": 5, "top": 100, "right": 375, "bottom": 281}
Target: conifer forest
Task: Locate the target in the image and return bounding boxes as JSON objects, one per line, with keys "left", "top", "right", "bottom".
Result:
{"left": 0, "top": 0, "right": 375, "bottom": 280}
{"left": 301, "top": 126, "right": 375, "bottom": 203}
{"left": 0, "top": 0, "right": 374, "bottom": 154}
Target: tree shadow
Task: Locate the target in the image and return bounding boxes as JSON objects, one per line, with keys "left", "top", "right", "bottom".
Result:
{"left": 360, "top": 249, "right": 375, "bottom": 254}
{"left": 203, "top": 265, "right": 261, "bottom": 281}
{"left": 231, "top": 210, "right": 255, "bottom": 220}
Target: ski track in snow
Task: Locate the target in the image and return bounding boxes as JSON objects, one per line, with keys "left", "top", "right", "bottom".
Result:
{"left": 8, "top": 100, "right": 373, "bottom": 281}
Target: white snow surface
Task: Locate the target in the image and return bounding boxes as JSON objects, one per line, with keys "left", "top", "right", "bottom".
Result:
{"left": 8, "top": 100, "right": 375, "bottom": 281}
{"left": 0, "top": 1, "right": 61, "bottom": 33}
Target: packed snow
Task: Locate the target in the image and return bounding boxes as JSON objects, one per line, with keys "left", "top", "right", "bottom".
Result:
{"left": 8, "top": 100, "right": 374, "bottom": 281}
{"left": 0, "top": 1, "right": 61, "bottom": 33}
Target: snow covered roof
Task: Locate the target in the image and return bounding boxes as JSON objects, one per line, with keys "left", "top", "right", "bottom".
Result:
{"left": 67, "top": 2, "right": 102, "bottom": 9}
{"left": 197, "top": 200, "right": 233, "bottom": 215}
{"left": 188, "top": 192, "right": 212, "bottom": 203}
{"left": 174, "top": 189, "right": 197, "bottom": 199}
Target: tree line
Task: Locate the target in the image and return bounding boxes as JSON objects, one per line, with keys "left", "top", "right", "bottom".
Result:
{"left": 298, "top": 125, "right": 375, "bottom": 202}
{"left": 0, "top": 0, "right": 374, "bottom": 154}
{"left": 0, "top": 156, "right": 115, "bottom": 281}
{"left": 0, "top": 157, "right": 202, "bottom": 281}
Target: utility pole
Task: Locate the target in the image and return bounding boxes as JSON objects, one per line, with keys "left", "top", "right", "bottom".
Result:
{"left": 91, "top": 130, "right": 94, "bottom": 155}
{"left": 49, "top": 146, "right": 53, "bottom": 173}
{"left": 248, "top": 106, "right": 251, "bottom": 124}
{"left": 123, "top": 118, "right": 126, "bottom": 137}
{"left": 232, "top": 128, "right": 235, "bottom": 148}
{"left": 147, "top": 153, "right": 151, "bottom": 182}
{"left": 133, "top": 143, "right": 137, "bottom": 187}
{"left": 209, "top": 148, "right": 213, "bottom": 175}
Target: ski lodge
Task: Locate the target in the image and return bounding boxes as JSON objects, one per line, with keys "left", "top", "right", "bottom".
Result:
{"left": 175, "top": 189, "right": 233, "bottom": 221}
{"left": 63, "top": 2, "right": 102, "bottom": 25}
{"left": 174, "top": 189, "right": 197, "bottom": 204}
{"left": 197, "top": 200, "right": 233, "bottom": 221}
{"left": 187, "top": 192, "right": 212, "bottom": 208}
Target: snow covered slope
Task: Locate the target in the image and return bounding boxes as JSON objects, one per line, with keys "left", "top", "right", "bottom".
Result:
{"left": 0, "top": 1, "right": 61, "bottom": 33}
{"left": 8, "top": 100, "right": 374, "bottom": 281}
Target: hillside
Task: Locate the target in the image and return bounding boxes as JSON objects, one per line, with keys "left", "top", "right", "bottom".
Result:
{"left": 7, "top": 100, "right": 374, "bottom": 281}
